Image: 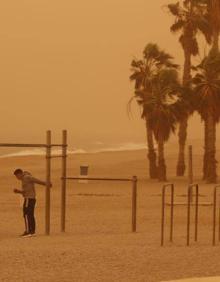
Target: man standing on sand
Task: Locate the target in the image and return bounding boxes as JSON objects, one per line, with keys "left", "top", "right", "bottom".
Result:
{"left": 13, "top": 169, "right": 52, "bottom": 238}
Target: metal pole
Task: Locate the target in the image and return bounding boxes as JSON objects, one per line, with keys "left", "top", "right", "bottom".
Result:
{"left": 161, "top": 183, "right": 174, "bottom": 246}
{"left": 218, "top": 198, "right": 220, "bottom": 242}
{"left": 187, "top": 184, "right": 199, "bottom": 246}
{"left": 213, "top": 188, "right": 217, "bottom": 245}
{"left": 212, "top": 186, "right": 220, "bottom": 245}
{"left": 45, "top": 130, "right": 51, "bottom": 235}
{"left": 132, "top": 176, "right": 137, "bottom": 232}
{"left": 187, "top": 186, "right": 191, "bottom": 246}
{"left": 170, "top": 184, "right": 174, "bottom": 242}
{"left": 65, "top": 177, "right": 132, "bottom": 181}
{"left": 195, "top": 185, "right": 199, "bottom": 242}
{"left": 61, "top": 130, "right": 67, "bottom": 232}
{"left": 188, "top": 145, "right": 193, "bottom": 185}
{"left": 161, "top": 187, "right": 165, "bottom": 246}
{"left": 188, "top": 146, "right": 193, "bottom": 203}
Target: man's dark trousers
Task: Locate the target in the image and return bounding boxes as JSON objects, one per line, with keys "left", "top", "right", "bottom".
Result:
{"left": 23, "top": 198, "right": 36, "bottom": 234}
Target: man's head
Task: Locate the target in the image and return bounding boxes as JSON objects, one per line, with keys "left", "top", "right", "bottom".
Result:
{"left": 14, "top": 169, "right": 24, "bottom": 180}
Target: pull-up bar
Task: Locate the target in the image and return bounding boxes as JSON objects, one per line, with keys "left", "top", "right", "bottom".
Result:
{"left": 0, "top": 130, "right": 68, "bottom": 236}
{"left": 0, "top": 143, "right": 47, "bottom": 148}
{"left": 0, "top": 143, "right": 65, "bottom": 148}
{"left": 65, "top": 177, "right": 133, "bottom": 182}
{"left": 61, "top": 175, "right": 138, "bottom": 233}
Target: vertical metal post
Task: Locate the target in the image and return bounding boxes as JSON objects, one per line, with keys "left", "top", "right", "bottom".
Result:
{"left": 61, "top": 130, "right": 67, "bottom": 232}
{"left": 188, "top": 146, "right": 193, "bottom": 203}
{"left": 218, "top": 199, "right": 220, "bottom": 242}
{"left": 213, "top": 188, "right": 217, "bottom": 245}
{"left": 188, "top": 145, "right": 193, "bottom": 185}
{"left": 170, "top": 184, "right": 174, "bottom": 242}
{"left": 161, "top": 188, "right": 165, "bottom": 246}
{"left": 195, "top": 185, "right": 199, "bottom": 242}
{"left": 161, "top": 184, "right": 174, "bottom": 246}
{"left": 187, "top": 184, "right": 199, "bottom": 246}
{"left": 45, "top": 130, "right": 51, "bottom": 235}
{"left": 132, "top": 176, "right": 137, "bottom": 232}
{"left": 187, "top": 186, "right": 191, "bottom": 246}
{"left": 213, "top": 186, "right": 220, "bottom": 245}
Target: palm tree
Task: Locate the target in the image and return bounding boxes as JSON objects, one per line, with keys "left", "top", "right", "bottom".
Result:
{"left": 192, "top": 51, "right": 220, "bottom": 183}
{"left": 208, "top": 0, "right": 220, "bottom": 51}
{"left": 198, "top": 0, "right": 220, "bottom": 179}
{"left": 167, "top": 0, "right": 211, "bottom": 176}
{"left": 130, "top": 44, "right": 178, "bottom": 179}
{"left": 136, "top": 69, "right": 188, "bottom": 181}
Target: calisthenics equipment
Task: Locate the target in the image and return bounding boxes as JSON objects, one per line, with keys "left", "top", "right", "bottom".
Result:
{"left": 0, "top": 130, "right": 68, "bottom": 235}
{"left": 61, "top": 176, "right": 138, "bottom": 233}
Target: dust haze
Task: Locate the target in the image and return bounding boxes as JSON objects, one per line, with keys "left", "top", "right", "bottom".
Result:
{"left": 0, "top": 0, "right": 214, "bottom": 146}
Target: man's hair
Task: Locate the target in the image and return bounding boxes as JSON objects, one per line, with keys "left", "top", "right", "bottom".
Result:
{"left": 14, "top": 169, "right": 23, "bottom": 175}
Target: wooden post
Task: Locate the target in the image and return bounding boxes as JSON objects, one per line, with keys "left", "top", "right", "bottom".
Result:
{"left": 132, "top": 176, "right": 137, "bottom": 232}
{"left": 61, "top": 130, "right": 67, "bottom": 232}
{"left": 45, "top": 130, "right": 51, "bottom": 235}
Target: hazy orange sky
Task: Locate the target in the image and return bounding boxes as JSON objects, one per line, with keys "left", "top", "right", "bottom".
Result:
{"left": 0, "top": 0, "right": 218, "bottom": 148}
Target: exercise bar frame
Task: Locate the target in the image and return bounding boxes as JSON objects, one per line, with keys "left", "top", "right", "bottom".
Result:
{"left": 0, "top": 130, "right": 68, "bottom": 236}
{"left": 61, "top": 176, "right": 138, "bottom": 233}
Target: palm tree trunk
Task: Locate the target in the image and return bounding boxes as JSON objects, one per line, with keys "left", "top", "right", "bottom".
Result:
{"left": 146, "top": 120, "right": 158, "bottom": 179}
{"left": 210, "top": 0, "right": 220, "bottom": 52}
{"left": 205, "top": 10, "right": 219, "bottom": 179}
{"left": 212, "top": 30, "right": 219, "bottom": 52}
{"left": 206, "top": 113, "right": 217, "bottom": 183}
{"left": 177, "top": 118, "right": 188, "bottom": 176}
{"left": 176, "top": 48, "right": 191, "bottom": 176}
{"left": 158, "top": 135, "right": 167, "bottom": 181}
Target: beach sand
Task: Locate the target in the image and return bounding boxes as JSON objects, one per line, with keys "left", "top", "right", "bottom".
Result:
{"left": 162, "top": 278, "right": 220, "bottom": 282}
{"left": 0, "top": 149, "right": 220, "bottom": 282}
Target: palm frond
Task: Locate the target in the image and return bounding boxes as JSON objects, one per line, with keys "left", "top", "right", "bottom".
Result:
{"left": 167, "top": 3, "right": 181, "bottom": 16}
{"left": 170, "top": 20, "right": 185, "bottom": 32}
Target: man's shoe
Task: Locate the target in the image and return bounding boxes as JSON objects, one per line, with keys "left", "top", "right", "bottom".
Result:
{"left": 30, "top": 233, "right": 36, "bottom": 237}
{"left": 21, "top": 232, "right": 32, "bottom": 238}
{"left": 20, "top": 231, "right": 28, "bottom": 237}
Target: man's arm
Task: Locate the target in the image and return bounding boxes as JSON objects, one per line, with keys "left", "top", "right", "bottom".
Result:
{"left": 31, "top": 176, "right": 52, "bottom": 187}
{"left": 13, "top": 189, "right": 24, "bottom": 195}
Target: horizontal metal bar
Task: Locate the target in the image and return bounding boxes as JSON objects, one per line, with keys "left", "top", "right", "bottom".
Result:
{"left": 0, "top": 143, "right": 47, "bottom": 148}
{"left": 0, "top": 143, "right": 67, "bottom": 148}
{"left": 50, "top": 155, "right": 64, "bottom": 159}
{"left": 51, "top": 144, "right": 67, "bottom": 147}
{"left": 64, "top": 177, "right": 132, "bottom": 182}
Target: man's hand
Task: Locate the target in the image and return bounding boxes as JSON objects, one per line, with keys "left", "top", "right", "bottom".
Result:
{"left": 13, "top": 189, "right": 23, "bottom": 195}
{"left": 13, "top": 188, "right": 20, "bottom": 193}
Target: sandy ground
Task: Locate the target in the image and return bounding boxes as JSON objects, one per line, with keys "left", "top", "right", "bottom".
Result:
{"left": 162, "top": 278, "right": 220, "bottom": 282}
{"left": 0, "top": 148, "right": 220, "bottom": 282}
